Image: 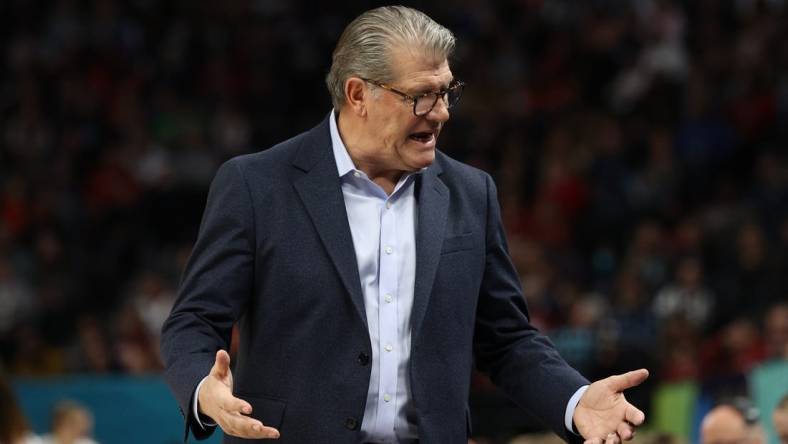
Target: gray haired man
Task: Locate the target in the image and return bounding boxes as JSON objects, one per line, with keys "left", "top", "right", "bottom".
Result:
{"left": 161, "top": 6, "right": 648, "bottom": 443}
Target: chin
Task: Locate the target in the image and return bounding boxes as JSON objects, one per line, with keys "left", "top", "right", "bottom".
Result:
{"left": 410, "top": 151, "right": 435, "bottom": 170}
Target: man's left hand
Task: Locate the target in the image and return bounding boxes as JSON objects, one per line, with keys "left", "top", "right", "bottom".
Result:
{"left": 573, "top": 369, "right": 649, "bottom": 444}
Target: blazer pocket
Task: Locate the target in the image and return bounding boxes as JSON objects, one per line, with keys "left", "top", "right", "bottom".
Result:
{"left": 441, "top": 233, "right": 474, "bottom": 254}
{"left": 235, "top": 393, "right": 287, "bottom": 429}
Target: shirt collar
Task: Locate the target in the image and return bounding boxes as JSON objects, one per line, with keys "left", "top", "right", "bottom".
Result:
{"left": 329, "top": 109, "right": 358, "bottom": 178}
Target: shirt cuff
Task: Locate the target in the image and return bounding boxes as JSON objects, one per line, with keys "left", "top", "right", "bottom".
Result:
{"left": 565, "top": 385, "right": 589, "bottom": 434}
{"left": 193, "top": 376, "right": 217, "bottom": 429}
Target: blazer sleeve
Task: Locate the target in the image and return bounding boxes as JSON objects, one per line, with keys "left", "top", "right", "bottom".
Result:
{"left": 160, "top": 158, "right": 256, "bottom": 440}
{"left": 472, "top": 173, "right": 589, "bottom": 443}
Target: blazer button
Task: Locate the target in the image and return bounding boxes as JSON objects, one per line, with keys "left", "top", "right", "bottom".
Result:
{"left": 357, "top": 352, "right": 370, "bottom": 366}
{"left": 344, "top": 417, "right": 359, "bottom": 430}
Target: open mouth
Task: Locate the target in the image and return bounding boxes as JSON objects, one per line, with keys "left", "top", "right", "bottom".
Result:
{"left": 409, "top": 131, "right": 435, "bottom": 144}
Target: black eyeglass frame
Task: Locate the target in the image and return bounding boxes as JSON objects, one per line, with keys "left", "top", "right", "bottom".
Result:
{"left": 360, "top": 77, "right": 465, "bottom": 117}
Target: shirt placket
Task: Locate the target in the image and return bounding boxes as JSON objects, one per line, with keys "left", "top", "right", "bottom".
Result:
{"left": 375, "top": 195, "right": 399, "bottom": 440}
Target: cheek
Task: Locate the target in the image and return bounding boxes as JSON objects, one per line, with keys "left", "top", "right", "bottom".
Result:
{"left": 381, "top": 122, "right": 410, "bottom": 148}
{"left": 381, "top": 122, "right": 402, "bottom": 144}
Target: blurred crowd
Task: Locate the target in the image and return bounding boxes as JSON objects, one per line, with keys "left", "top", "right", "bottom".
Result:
{"left": 1, "top": 0, "right": 787, "bottom": 441}
{"left": 1, "top": 376, "right": 97, "bottom": 444}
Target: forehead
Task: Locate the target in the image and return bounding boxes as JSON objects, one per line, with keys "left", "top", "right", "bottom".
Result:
{"left": 702, "top": 408, "right": 748, "bottom": 441}
{"left": 388, "top": 46, "right": 453, "bottom": 89}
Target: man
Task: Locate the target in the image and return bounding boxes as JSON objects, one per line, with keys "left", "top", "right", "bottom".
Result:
{"left": 700, "top": 401, "right": 764, "bottom": 444}
{"left": 161, "top": 6, "right": 647, "bottom": 444}
{"left": 774, "top": 394, "right": 788, "bottom": 444}
{"left": 41, "top": 400, "right": 98, "bottom": 444}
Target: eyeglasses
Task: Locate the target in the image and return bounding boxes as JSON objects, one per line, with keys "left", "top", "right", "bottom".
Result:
{"left": 361, "top": 77, "right": 465, "bottom": 117}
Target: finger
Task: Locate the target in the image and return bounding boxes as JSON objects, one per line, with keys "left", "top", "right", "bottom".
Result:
{"left": 617, "top": 422, "right": 634, "bottom": 440}
{"left": 211, "top": 349, "right": 232, "bottom": 378}
{"left": 624, "top": 404, "right": 646, "bottom": 426}
{"left": 219, "top": 394, "right": 253, "bottom": 415}
{"left": 604, "top": 432, "right": 620, "bottom": 444}
{"left": 606, "top": 369, "right": 649, "bottom": 392}
{"left": 222, "top": 412, "right": 280, "bottom": 439}
{"left": 584, "top": 439, "right": 603, "bottom": 444}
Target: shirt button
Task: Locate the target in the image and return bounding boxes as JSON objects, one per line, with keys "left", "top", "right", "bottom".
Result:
{"left": 386, "top": 201, "right": 392, "bottom": 209}
{"left": 384, "top": 294, "right": 392, "bottom": 303}
{"left": 384, "top": 344, "right": 393, "bottom": 352}
{"left": 353, "top": 171, "right": 361, "bottom": 178}
{"left": 344, "top": 417, "right": 359, "bottom": 430}
{"left": 385, "top": 246, "right": 393, "bottom": 254}
{"left": 383, "top": 394, "right": 391, "bottom": 402}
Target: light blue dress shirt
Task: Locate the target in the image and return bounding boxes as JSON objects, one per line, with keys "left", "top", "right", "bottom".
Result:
{"left": 193, "top": 110, "right": 587, "bottom": 441}
{"left": 329, "top": 110, "right": 420, "bottom": 442}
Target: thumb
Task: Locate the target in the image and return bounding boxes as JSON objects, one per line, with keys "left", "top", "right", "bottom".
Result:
{"left": 210, "top": 349, "right": 232, "bottom": 379}
{"left": 607, "top": 368, "right": 649, "bottom": 392}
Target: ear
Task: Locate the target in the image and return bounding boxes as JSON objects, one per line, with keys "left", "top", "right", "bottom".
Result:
{"left": 344, "top": 77, "right": 368, "bottom": 117}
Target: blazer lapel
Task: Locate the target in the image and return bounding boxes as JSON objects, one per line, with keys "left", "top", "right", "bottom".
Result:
{"left": 411, "top": 163, "right": 449, "bottom": 338}
{"left": 291, "top": 118, "right": 367, "bottom": 327}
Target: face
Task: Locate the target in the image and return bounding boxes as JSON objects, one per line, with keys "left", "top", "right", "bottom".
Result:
{"left": 362, "top": 47, "right": 453, "bottom": 174}
{"left": 774, "top": 409, "right": 788, "bottom": 444}
{"left": 701, "top": 407, "right": 756, "bottom": 444}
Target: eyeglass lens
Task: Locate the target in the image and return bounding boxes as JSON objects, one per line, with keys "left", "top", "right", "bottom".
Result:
{"left": 414, "top": 84, "right": 463, "bottom": 116}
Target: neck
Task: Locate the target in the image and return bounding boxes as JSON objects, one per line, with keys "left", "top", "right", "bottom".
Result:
{"left": 336, "top": 110, "right": 403, "bottom": 195}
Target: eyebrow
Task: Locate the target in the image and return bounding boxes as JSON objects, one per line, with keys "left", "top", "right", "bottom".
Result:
{"left": 414, "top": 78, "right": 455, "bottom": 95}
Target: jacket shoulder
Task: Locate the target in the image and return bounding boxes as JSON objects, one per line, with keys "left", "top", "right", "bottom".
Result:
{"left": 224, "top": 114, "right": 331, "bottom": 175}
{"left": 224, "top": 130, "right": 309, "bottom": 174}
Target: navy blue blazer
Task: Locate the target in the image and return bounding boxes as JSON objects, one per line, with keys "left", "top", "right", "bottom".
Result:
{"left": 160, "top": 114, "right": 589, "bottom": 443}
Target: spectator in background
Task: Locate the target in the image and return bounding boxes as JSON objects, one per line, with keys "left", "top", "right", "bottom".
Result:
{"left": 717, "top": 222, "right": 780, "bottom": 324}
{"left": 669, "top": 216, "right": 704, "bottom": 258}
{"left": 626, "top": 127, "right": 679, "bottom": 218}
{"left": 64, "top": 315, "right": 115, "bottom": 373}
{"left": 628, "top": 221, "right": 670, "bottom": 293}
{"left": 0, "top": 375, "right": 42, "bottom": 444}
{"left": 699, "top": 317, "right": 765, "bottom": 397}
{"left": 700, "top": 401, "right": 764, "bottom": 444}
{"left": 41, "top": 400, "right": 98, "bottom": 444}
{"left": 129, "top": 271, "right": 175, "bottom": 343}
{"left": 0, "top": 258, "right": 34, "bottom": 341}
{"left": 113, "top": 306, "right": 161, "bottom": 374}
{"left": 11, "top": 325, "right": 64, "bottom": 376}
{"left": 548, "top": 293, "right": 604, "bottom": 376}
{"left": 656, "top": 315, "right": 700, "bottom": 382}
{"left": 653, "top": 255, "right": 715, "bottom": 333}
{"left": 773, "top": 394, "right": 788, "bottom": 444}
{"left": 764, "top": 303, "right": 788, "bottom": 359}
{"left": 607, "top": 266, "right": 657, "bottom": 353}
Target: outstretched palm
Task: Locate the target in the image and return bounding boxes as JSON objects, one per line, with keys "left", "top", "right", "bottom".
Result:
{"left": 573, "top": 369, "right": 648, "bottom": 443}
{"left": 198, "top": 350, "right": 280, "bottom": 439}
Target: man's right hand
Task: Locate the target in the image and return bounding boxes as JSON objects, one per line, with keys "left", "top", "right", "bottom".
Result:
{"left": 198, "top": 350, "right": 281, "bottom": 439}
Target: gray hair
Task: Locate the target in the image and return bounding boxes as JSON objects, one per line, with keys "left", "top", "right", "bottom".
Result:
{"left": 325, "top": 6, "right": 456, "bottom": 109}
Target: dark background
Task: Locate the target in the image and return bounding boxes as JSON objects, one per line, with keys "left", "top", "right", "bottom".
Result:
{"left": 1, "top": 0, "right": 787, "bottom": 442}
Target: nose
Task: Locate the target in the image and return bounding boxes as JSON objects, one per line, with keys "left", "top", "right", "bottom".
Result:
{"left": 425, "top": 94, "right": 450, "bottom": 123}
